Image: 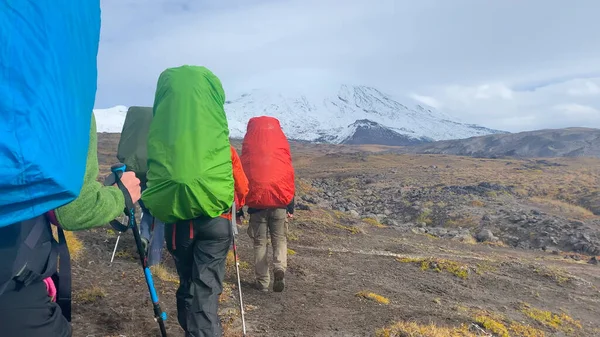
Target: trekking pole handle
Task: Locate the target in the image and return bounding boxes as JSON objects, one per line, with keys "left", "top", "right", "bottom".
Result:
{"left": 111, "top": 163, "right": 126, "bottom": 175}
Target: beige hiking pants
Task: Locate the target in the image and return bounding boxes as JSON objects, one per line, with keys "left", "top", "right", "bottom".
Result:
{"left": 247, "top": 208, "right": 287, "bottom": 288}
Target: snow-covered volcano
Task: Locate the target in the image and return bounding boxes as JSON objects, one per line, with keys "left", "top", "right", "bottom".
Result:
{"left": 94, "top": 84, "right": 505, "bottom": 145}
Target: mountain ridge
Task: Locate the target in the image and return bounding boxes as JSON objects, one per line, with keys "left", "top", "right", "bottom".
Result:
{"left": 93, "top": 84, "right": 506, "bottom": 145}
{"left": 403, "top": 127, "right": 600, "bottom": 158}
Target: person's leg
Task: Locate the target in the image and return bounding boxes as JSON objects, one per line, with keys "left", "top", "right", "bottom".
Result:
{"left": 0, "top": 281, "right": 71, "bottom": 337}
{"left": 248, "top": 210, "right": 269, "bottom": 290}
{"left": 165, "top": 221, "right": 194, "bottom": 332}
{"left": 269, "top": 208, "right": 288, "bottom": 292}
{"left": 187, "top": 216, "right": 232, "bottom": 337}
{"left": 147, "top": 217, "right": 165, "bottom": 267}
{"left": 139, "top": 207, "right": 152, "bottom": 252}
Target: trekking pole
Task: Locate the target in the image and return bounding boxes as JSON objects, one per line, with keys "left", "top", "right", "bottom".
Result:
{"left": 230, "top": 201, "right": 247, "bottom": 336}
{"left": 107, "top": 163, "right": 168, "bottom": 337}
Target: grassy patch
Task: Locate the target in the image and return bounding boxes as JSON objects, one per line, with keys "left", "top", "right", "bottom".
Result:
{"left": 474, "top": 313, "right": 509, "bottom": 337}
{"left": 52, "top": 228, "right": 84, "bottom": 260}
{"left": 397, "top": 257, "right": 473, "bottom": 279}
{"left": 375, "top": 321, "right": 475, "bottom": 337}
{"left": 226, "top": 250, "right": 250, "bottom": 270}
{"left": 529, "top": 197, "right": 595, "bottom": 219}
{"left": 470, "top": 308, "right": 547, "bottom": 337}
{"left": 150, "top": 264, "right": 179, "bottom": 284}
{"left": 532, "top": 265, "right": 574, "bottom": 285}
{"left": 287, "top": 248, "right": 297, "bottom": 256}
{"left": 470, "top": 199, "right": 485, "bottom": 207}
{"left": 520, "top": 303, "right": 582, "bottom": 334}
{"left": 287, "top": 230, "right": 300, "bottom": 242}
{"left": 363, "top": 217, "right": 387, "bottom": 228}
{"left": 74, "top": 285, "right": 106, "bottom": 304}
{"left": 356, "top": 291, "right": 390, "bottom": 305}
{"left": 444, "top": 215, "right": 479, "bottom": 229}
{"left": 416, "top": 209, "right": 433, "bottom": 225}
{"left": 509, "top": 322, "right": 546, "bottom": 337}
{"left": 219, "top": 282, "right": 233, "bottom": 303}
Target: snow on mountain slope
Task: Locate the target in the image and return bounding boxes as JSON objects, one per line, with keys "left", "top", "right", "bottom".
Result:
{"left": 223, "top": 84, "right": 504, "bottom": 143}
{"left": 93, "top": 105, "right": 128, "bottom": 132}
{"left": 94, "top": 85, "right": 505, "bottom": 144}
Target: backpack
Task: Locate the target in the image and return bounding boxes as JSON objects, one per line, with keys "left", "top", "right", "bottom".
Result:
{"left": 117, "top": 106, "right": 153, "bottom": 184}
{"left": 241, "top": 116, "right": 295, "bottom": 209}
{"left": 0, "top": 0, "right": 101, "bottom": 227}
{"left": 141, "top": 66, "right": 234, "bottom": 223}
{"left": 0, "top": 0, "right": 100, "bottom": 321}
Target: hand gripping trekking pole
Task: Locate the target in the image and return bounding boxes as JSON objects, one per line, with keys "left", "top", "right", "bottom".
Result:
{"left": 107, "top": 163, "right": 168, "bottom": 337}
{"left": 231, "top": 201, "right": 247, "bottom": 336}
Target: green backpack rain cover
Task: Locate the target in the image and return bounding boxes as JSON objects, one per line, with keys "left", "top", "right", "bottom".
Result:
{"left": 141, "top": 65, "right": 234, "bottom": 223}
{"left": 116, "top": 106, "right": 153, "bottom": 183}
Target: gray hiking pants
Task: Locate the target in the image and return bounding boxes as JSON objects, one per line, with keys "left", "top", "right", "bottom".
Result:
{"left": 247, "top": 208, "right": 287, "bottom": 288}
{"left": 165, "top": 216, "right": 232, "bottom": 337}
{"left": 139, "top": 207, "right": 165, "bottom": 267}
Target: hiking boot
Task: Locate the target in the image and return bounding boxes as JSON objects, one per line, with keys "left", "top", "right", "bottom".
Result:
{"left": 255, "top": 282, "right": 268, "bottom": 292}
{"left": 273, "top": 268, "right": 285, "bottom": 292}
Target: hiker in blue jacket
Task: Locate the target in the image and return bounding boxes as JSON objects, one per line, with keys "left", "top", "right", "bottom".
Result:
{"left": 0, "top": 2, "right": 140, "bottom": 336}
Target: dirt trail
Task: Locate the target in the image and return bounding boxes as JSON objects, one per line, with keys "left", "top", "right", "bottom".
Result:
{"left": 72, "top": 213, "right": 600, "bottom": 337}
{"left": 72, "top": 134, "right": 600, "bottom": 337}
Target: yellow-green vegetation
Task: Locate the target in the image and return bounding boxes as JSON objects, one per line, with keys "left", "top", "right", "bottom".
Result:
{"left": 520, "top": 303, "right": 582, "bottom": 334}
{"left": 444, "top": 215, "right": 478, "bottom": 229}
{"left": 397, "top": 257, "right": 472, "bottom": 279}
{"left": 226, "top": 250, "right": 251, "bottom": 271}
{"left": 486, "top": 191, "right": 498, "bottom": 198}
{"left": 469, "top": 308, "right": 547, "bottom": 337}
{"left": 509, "top": 322, "right": 546, "bottom": 337}
{"left": 296, "top": 178, "right": 320, "bottom": 196}
{"left": 74, "top": 285, "right": 106, "bottom": 304}
{"left": 114, "top": 250, "right": 135, "bottom": 260}
{"left": 219, "top": 282, "right": 233, "bottom": 303}
{"left": 375, "top": 321, "right": 475, "bottom": 337}
{"left": 355, "top": 291, "right": 390, "bottom": 305}
{"left": 287, "top": 248, "right": 297, "bottom": 256}
{"left": 52, "top": 227, "right": 84, "bottom": 260}
{"left": 287, "top": 230, "right": 300, "bottom": 241}
{"left": 309, "top": 209, "right": 363, "bottom": 234}
{"left": 226, "top": 250, "right": 235, "bottom": 268}
{"left": 532, "top": 265, "right": 574, "bottom": 285}
{"left": 474, "top": 313, "right": 510, "bottom": 337}
{"left": 416, "top": 209, "right": 433, "bottom": 225}
{"left": 150, "top": 264, "right": 179, "bottom": 284}
{"left": 363, "top": 217, "right": 387, "bottom": 228}
{"left": 483, "top": 240, "right": 507, "bottom": 247}
{"left": 529, "top": 197, "right": 595, "bottom": 220}
{"left": 470, "top": 199, "right": 485, "bottom": 207}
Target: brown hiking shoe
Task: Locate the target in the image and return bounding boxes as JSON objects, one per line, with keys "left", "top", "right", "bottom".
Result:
{"left": 273, "top": 268, "right": 285, "bottom": 292}
{"left": 255, "top": 282, "right": 268, "bottom": 292}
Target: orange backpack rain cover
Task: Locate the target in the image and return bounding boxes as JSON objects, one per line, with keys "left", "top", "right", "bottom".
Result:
{"left": 241, "top": 116, "right": 295, "bottom": 209}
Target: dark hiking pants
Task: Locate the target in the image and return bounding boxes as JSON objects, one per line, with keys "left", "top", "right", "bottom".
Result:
{"left": 0, "top": 280, "right": 71, "bottom": 337}
{"left": 166, "top": 216, "right": 232, "bottom": 337}
{"left": 0, "top": 216, "right": 71, "bottom": 337}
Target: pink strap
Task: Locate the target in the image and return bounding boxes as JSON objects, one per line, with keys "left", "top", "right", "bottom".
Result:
{"left": 43, "top": 277, "right": 57, "bottom": 302}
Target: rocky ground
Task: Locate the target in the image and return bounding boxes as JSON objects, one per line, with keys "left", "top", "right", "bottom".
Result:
{"left": 66, "top": 134, "right": 600, "bottom": 336}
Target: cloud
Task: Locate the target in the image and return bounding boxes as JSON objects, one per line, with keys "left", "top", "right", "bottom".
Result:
{"left": 414, "top": 77, "right": 600, "bottom": 132}
{"left": 96, "top": 0, "right": 600, "bottom": 133}
{"left": 409, "top": 94, "right": 441, "bottom": 109}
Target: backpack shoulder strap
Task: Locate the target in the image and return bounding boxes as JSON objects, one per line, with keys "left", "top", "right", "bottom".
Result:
{"left": 46, "top": 211, "right": 72, "bottom": 322}
{"left": 0, "top": 216, "right": 50, "bottom": 296}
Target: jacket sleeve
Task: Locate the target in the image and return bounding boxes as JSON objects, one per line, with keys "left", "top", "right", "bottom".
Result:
{"left": 286, "top": 197, "right": 295, "bottom": 215}
{"left": 54, "top": 112, "right": 125, "bottom": 231}
{"left": 231, "top": 146, "right": 249, "bottom": 208}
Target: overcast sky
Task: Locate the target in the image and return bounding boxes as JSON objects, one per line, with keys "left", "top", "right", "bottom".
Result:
{"left": 96, "top": 0, "right": 600, "bottom": 132}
